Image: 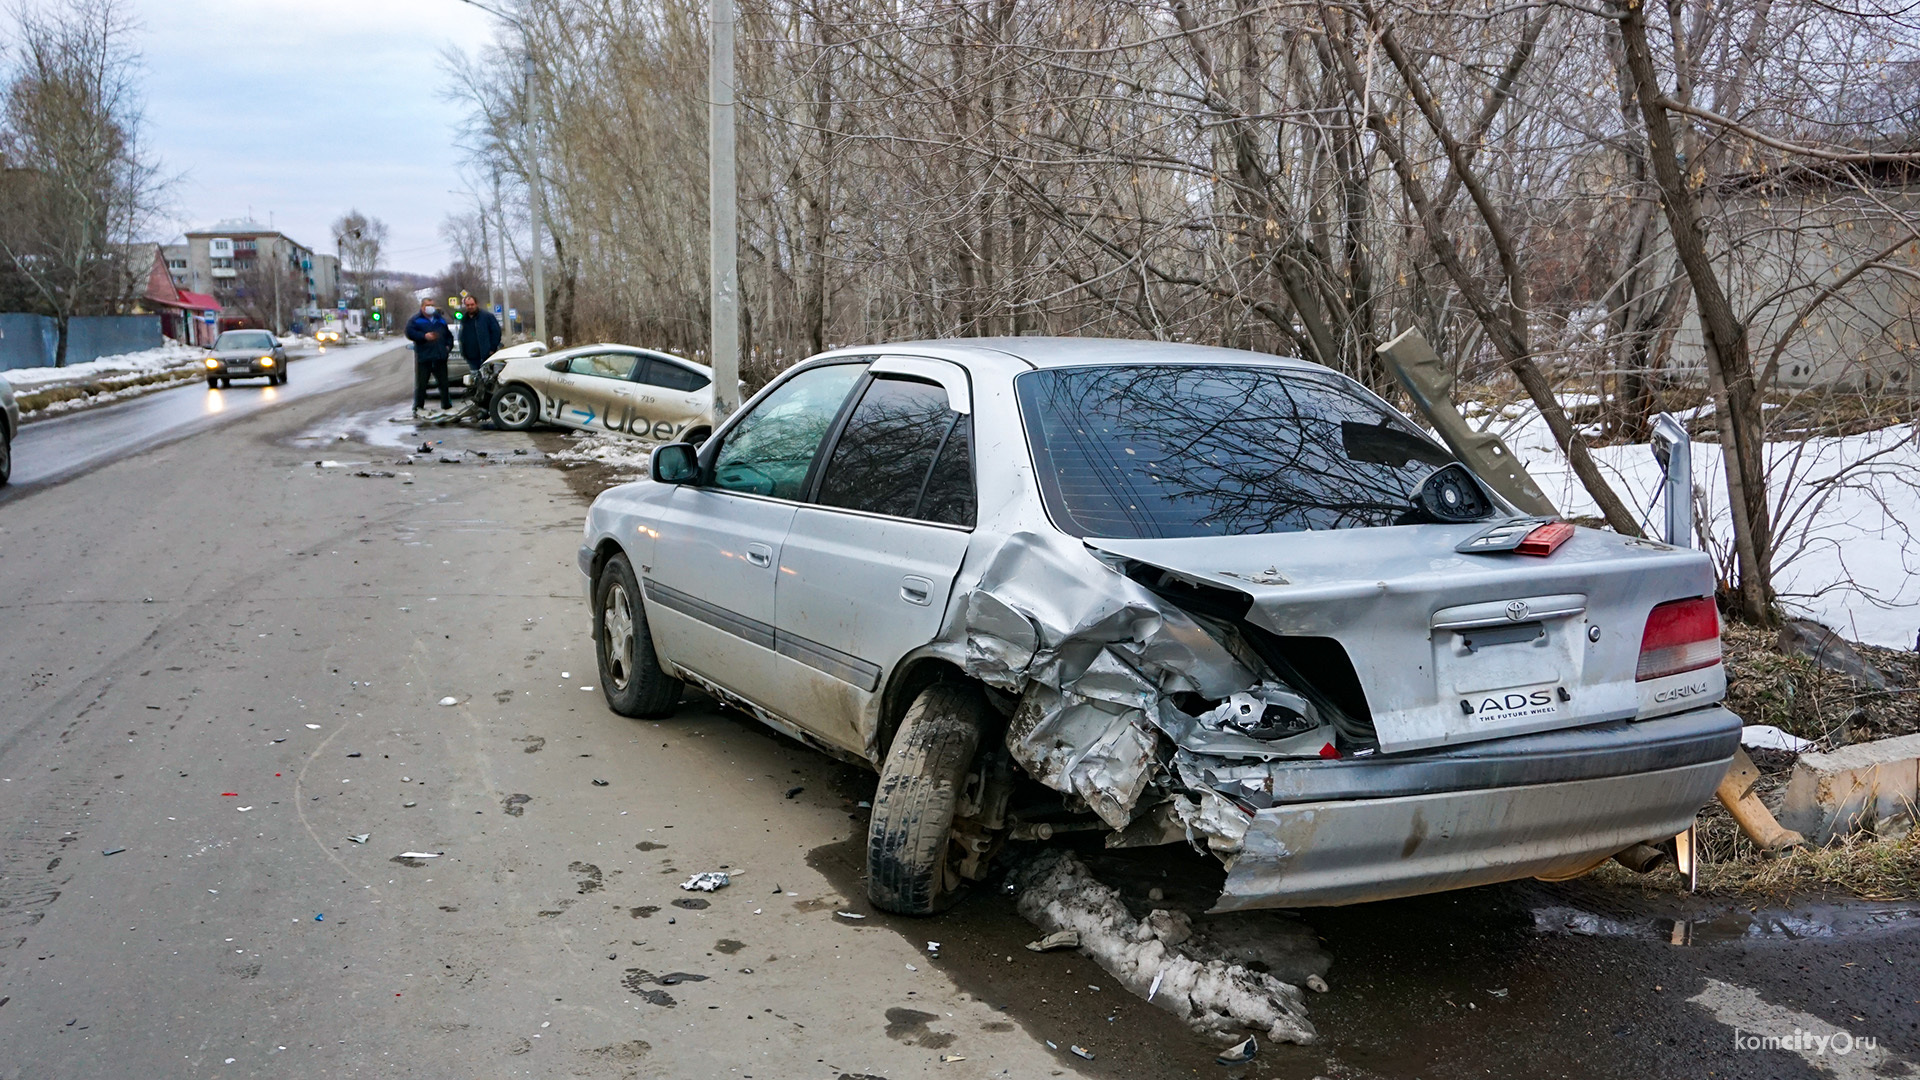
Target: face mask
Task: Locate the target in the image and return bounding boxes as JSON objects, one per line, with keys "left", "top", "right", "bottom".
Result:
{"left": 423, "top": 306, "right": 436, "bottom": 316}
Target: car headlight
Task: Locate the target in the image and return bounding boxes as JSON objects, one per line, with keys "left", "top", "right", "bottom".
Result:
{"left": 259, "top": 356, "right": 274, "bottom": 367}
{"left": 204, "top": 358, "right": 220, "bottom": 369}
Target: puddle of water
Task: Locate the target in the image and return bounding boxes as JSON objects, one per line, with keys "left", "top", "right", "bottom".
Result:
{"left": 1533, "top": 897, "right": 1920, "bottom": 945}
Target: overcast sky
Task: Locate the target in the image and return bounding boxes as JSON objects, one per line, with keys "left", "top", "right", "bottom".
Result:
{"left": 133, "top": 0, "right": 507, "bottom": 273}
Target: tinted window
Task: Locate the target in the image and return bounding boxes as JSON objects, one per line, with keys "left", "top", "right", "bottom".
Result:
{"left": 642, "top": 359, "right": 711, "bottom": 392}
{"left": 817, "top": 377, "right": 960, "bottom": 520}
{"left": 1016, "top": 365, "right": 1461, "bottom": 538}
{"left": 919, "top": 415, "right": 975, "bottom": 527}
{"left": 711, "top": 363, "right": 864, "bottom": 499}
{"left": 215, "top": 331, "right": 274, "bottom": 350}
{"left": 567, "top": 352, "right": 639, "bottom": 380}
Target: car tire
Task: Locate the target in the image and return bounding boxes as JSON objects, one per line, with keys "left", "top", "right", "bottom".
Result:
{"left": 0, "top": 426, "right": 11, "bottom": 487}
{"left": 681, "top": 426, "right": 711, "bottom": 447}
{"left": 867, "top": 684, "right": 986, "bottom": 915}
{"left": 207, "top": 376, "right": 219, "bottom": 389}
{"left": 219, "top": 378, "right": 230, "bottom": 389}
{"left": 278, "top": 369, "right": 289, "bottom": 385}
{"left": 492, "top": 384, "right": 538, "bottom": 431}
{"left": 594, "top": 552, "right": 681, "bottom": 718}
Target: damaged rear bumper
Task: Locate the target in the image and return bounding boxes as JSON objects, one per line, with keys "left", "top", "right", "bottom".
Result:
{"left": 1207, "top": 706, "right": 1740, "bottom": 909}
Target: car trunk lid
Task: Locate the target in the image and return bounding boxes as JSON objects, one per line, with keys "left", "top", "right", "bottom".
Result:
{"left": 1087, "top": 524, "right": 1718, "bottom": 753}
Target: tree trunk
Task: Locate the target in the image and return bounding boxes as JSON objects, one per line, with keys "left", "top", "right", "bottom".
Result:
{"left": 1617, "top": 1, "right": 1774, "bottom": 623}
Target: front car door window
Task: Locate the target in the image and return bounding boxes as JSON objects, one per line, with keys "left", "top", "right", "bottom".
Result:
{"left": 710, "top": 363, "right": 864, "bottom": 499}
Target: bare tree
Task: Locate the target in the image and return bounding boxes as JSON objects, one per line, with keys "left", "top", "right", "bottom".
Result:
{"left": 0, "top": 0, "right": 163, "bottom": 365}
{"left": 331, "top": 208, "right": 388, "bottom": 313}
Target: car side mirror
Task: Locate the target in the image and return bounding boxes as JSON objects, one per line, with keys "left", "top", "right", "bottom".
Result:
{"left": 651, "top": 443, "right": 699, "bottom": 485}
{"left": 546, "top": 358, "right": 570, "bottom": 373}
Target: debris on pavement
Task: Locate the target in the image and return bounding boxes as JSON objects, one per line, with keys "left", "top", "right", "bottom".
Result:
{"left": 785, "top": 785, "right": 804, "bottom": 799}
{"left": 313, "top": 914, "right": 323, "bottom": 921}
{"left": 592, "top": 779, "right": 609, "bottom": 787}
{"left": 1026, "top": 929, "right": 1080, "bottom": 952}
{"left": 836, "top": 911, "right": 866, "bottom": 920}
{"left": 1216, "top": 1035, "right": 1257, "bottom": 1064}
{"left": 1013, "top": 849, "right": 1315, "bottom": 1044}
{"left": 1306, "top": 974, "right": 1330, "bottom": 993}
{"left": 679, "top": 871, "right": 730, "bottom": 892}
{"left": 347, "top": 834, "right": 369, "bottom": 844}
{"left": 1741, "top": 724, "right": 1817, "bottom": 753}
{"left": 101, "top": 848, "right": 124, "bottom": 857}
{"left": 926, "top": 941, "right": 940, "bottom": 956}
{"left": 397, "top": 851, "right": 443, "bottom": 859}
{"left": 1070, "top": 1045, "right": 1094, "bottom": 1060}
{"left": 437, "top": 696, "right": 458, "bottom": 706}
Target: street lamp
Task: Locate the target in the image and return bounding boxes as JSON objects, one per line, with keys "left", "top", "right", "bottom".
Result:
{"left": 454, "top": 0, "right": 547, "bottom": 348}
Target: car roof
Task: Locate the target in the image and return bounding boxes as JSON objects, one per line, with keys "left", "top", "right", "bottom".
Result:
{"left": 809, "top": 336, "right": 1326, "bottom": 374}
{"left": 543, "top": 342, "right": 710, "bottom": 374}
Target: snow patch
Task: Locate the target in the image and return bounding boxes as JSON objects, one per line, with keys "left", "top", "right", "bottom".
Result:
{"left": 1012, "top": 849, "right": 1316, "bottom": 1044}
{"left": 2, "top": 342, "right": 206, "bottom": 391}
{"left": 548, "top": 432, "right": 657, "bottom": 477}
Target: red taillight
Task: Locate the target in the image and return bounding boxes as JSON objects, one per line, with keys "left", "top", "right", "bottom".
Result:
{"left": 1636, "top": 597, "right": 1722, "bottom": 681}
{"left": 1514, "top": 521, "right": 1575, "bottom": 556}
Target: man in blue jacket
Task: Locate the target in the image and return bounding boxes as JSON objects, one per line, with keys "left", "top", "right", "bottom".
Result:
{"left": 406, "top": 298, "right": 454, "bottom": 415}
{"left": 458, "top": 294, "right": 502, "bottom": 369}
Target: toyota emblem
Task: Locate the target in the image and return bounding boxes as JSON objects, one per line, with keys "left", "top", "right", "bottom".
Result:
{"left": 1505, "top": 600, "right": 1530, "bottom": 622}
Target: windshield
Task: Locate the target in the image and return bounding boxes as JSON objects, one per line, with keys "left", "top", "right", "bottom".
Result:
{"left": 1016, "top": 364, "right": 1463, "bottom": 539}
{"left": 215, "top": 331, "right": 275, "bottom": 351}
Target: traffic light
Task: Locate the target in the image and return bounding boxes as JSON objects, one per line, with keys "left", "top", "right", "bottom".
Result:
{"left": 370, "top": 311, "right": 382, "bottom": 323}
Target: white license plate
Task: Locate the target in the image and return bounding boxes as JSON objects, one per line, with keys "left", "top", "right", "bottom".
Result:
{"left": 1461, "top": 682, "right": 1563, "bottom": 725}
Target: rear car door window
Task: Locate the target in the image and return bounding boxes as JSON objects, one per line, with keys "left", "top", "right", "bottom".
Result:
{"left": 814, "top": 377, "right": 973, "bottom": 525}
{"left": 711, "top": 363, "right": 864, "bottom": 499}
{"left": 641, "top": 359, "right": 711, "bottom": 393}
{"left": 567, "top": 352, "right": 639, "bottom": 380}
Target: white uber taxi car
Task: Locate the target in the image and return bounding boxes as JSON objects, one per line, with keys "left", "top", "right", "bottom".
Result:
{"left": 488, "top": 342, "right": 717, "bottom": 444}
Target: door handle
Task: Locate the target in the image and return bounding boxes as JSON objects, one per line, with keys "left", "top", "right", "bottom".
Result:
{"left": 900, "top": 575, "right": 933, "bottom": 606}
{"left": 746, "top": 543, "right": 773, "bottom": 568}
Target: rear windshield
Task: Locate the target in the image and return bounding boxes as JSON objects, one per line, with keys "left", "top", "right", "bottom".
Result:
{"left": 1016, "top": 364, "right": 1459, "bottom": 539}
{"left": 215, "top": 331, "right": 275, "bottom": 350}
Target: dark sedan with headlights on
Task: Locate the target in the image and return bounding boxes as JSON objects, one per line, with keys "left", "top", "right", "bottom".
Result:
{"left": 203, "top": 330, "right": 289, "bottom": 387}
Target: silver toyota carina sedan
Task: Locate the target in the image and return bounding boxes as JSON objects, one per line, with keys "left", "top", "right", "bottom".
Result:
{"left": 577, "top": 338, "right": 1741, "bottom": 915}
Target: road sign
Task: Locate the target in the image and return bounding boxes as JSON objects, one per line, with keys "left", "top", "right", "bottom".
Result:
{"left": 336, "top": 300, "right": 347, "bottom": 310}
{"left": 373, "top": 296, "right": 385, "bottom": 309}
{"left": 508, "top": 308, "right": 518, "bottom": 320}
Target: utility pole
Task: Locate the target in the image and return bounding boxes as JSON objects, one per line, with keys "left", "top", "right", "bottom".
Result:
{"left": 709, "top": 0, "right": 740, "bottom": 416}
{"left": 455, "top": 0, "right": 545, "bottom": 346}
{"left": 525, "top": 52, "right": 547, "bottom": 346}
{"left": 493, "top": 171, "right": 513, "bottom": 336}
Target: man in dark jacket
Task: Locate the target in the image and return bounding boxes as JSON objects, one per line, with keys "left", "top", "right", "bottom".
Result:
{"left": 458, "top": 295, "right": 502, "bottom": 368}
{"left": 406, "top": 298, "right": 454, "bottom": 414}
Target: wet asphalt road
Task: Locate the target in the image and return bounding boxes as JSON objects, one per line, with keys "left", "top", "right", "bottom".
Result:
{"left": 0, "top": 346, "right": 1915, "bottom": 1079}
{"left": 2, "top": 341, "right": 387, "bottom": 490}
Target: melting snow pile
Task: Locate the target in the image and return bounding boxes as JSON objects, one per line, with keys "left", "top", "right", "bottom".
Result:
{"left": 2, "top": 341, "right": 205, "bottom": 391}
{"left": 1012, "top": 849, "right": 1317, "bottom": 1045}
{"left": 548, "top": 431, "right": 657, "bottom": 478}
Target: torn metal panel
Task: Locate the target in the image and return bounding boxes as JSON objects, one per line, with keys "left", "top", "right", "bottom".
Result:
{"left": 1375, "top": 326, "right": 1558, "bottom": 517}
{"left": 1004, "top": 686, "right": 1157, "bottom": 830}
{"left": 959, "top": 531, "right": 1269, "bottom": 826}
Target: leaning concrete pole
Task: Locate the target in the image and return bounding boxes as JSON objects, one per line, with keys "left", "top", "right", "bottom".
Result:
{"left": 709, "top": 0, "right": 741, "bottom": 418}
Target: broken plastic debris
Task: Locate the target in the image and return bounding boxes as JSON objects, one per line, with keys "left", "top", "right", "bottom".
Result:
{"left": 1147, "top": 970, "right": 1163, "bottom": 1001}
{"left": 402, "top": 801, "right": 417, "bottom": 808}
{"left": 1740, "top": 724, "right": 1816, "bottom": 753}
{"left": 314, "top": 914, "right": 323, "bottom": 921}
{"left": 347, "top": 834, "right": 369, "bottom": 844}
{"left": 1026, "top": 929, "right": 1080, "bottom": 952}
{"left": 305, "top": 724, "right": 321, "bottom": 730}
{"left": 927, "top": 941, "right": 941, "bottom": 956}
{"left": 1070, "top": 1045, "right": 1094, "bottom": 1060}
{"left": 836, "top": 911, "right": 866, "bottom": 920}
{"left": 101, "top": 848, "right": 125, "bottom": 857}
{"left": 1306, "top": 974, "right": 1329, "bottom": 993}
{"left": 235, "top": 806, "right": 253, "bottom": 812}
{"left": 397, "top": 851, "right": 443, "bottom": 859}
{"left": 1488, "top": 987, "right": 1509, "bottom": 998}
{"left": 592, "top": 779, "right": 609, "bottom": 787}
{"left": 437, "top": 696, "right": 458, "bottom": 707}
{"left": 940, "top": 1054, "right": 965, "bottom": 1062}
{"left": 1216, "top": 1036, "right": 1257, "bottom": 1064}
{"left": 679, "top": 871, "right": 730, "bottom": 892}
